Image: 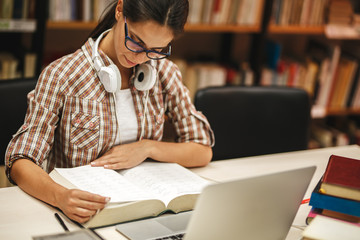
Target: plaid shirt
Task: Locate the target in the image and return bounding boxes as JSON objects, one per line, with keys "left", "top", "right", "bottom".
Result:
{"left": 5, "top": 38, "right": 214, "bottom": 182}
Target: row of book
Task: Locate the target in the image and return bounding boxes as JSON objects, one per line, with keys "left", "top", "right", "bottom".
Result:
{"left": 271, "top": 0, "right": 328, "bottom": 26}
{"left": 261, "top": 40, "right": 360, "bottom": 117}
{"left": 188, "top": 0, "right": 264, "bottom": 26}
{"left": 173, "top": 59, "right": 254, "bottom": 102}
{"left": 48, "top": 0, "right": 113, "bottom": 22}
{"left": 309, "top": 119, "right": 360, "bottom": 149}
{"left": 302, "top": 155, "right": 360, "bottom": 239}
{"left": 0, "top": 52, "right": 37, "bottom": 80}
{"left": 0, "top": 0, "right": 36, "bottom": 19}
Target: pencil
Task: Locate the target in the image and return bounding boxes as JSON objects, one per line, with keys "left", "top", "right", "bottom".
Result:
{"left": 54, "top": 213, "right": 69, "bottom": 232}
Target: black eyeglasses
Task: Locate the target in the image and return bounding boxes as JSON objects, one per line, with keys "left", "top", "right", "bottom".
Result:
{"left": 124, "top": 17, "right": 171, "bottom": 60}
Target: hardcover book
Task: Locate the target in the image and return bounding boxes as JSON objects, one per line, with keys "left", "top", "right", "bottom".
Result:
{"left": 49, "top": 162, "right": 211, "bottom": 228}
{"left": 303, "top": 215, "right": 360, "bottom": 240}
{"left": 309, "top": 179, "right": 360, "bottom": 218}
{"left": 320, "top": 155, "right": 360, "bottom": 201}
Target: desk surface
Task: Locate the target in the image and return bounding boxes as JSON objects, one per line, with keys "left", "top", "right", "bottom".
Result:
{"left": 1, "top": 145, "right": 360, "bottom": 240}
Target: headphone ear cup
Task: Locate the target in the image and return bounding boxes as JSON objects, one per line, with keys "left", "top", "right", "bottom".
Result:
{"left": 99, "top": 64, "right": 121, "bottom": 93}
{"left": 134, "top": 64, "right": 156, "bottom": 91}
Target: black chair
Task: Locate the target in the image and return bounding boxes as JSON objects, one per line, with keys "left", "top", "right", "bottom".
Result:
{"left": 194, "top": 86, "right": 311, "bottom": 160}
{"left": 0, "top": 79, "right": 37, "bottom": 165}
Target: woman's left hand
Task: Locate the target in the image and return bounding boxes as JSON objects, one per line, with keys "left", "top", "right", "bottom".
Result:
{"left": 91, "top": 141, "right": 150, "bottom": 170}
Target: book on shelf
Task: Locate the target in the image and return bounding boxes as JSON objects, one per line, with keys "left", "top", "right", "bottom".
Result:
{"left": 49, "top": 161, "right": 211, "bottom": 228}
{"left": 327, "top": 55, "right": 358, "bottom": 110}
{"left": 327, "top": 0, "right": 354, "bottom": 25}
{"left": 48, "top": 0, "right": 113, "bottom": 22}
{"left": 0, "top": 53, "right": 20, "bottom": 80}
{"left": 24, "top": 53, "right": 37, "bottom": 78}
{"left": 309, "top": 177, "right": 360, "bottom": 217}
{"left": 314, "top": 44, "right": 341, "bottom": 109}
{"left": 186, "top": 0, "right": 264, "bottom": 26}
{"left": 260, "top": 55, "right": 318, "bottom": 98}
{"left": 310, "top": 124, "right": 350, "bottom": 148}
{"left": 0, "top": 0, "right": 36, "bottom": 20}
{"left": 271, "top": 0, "right": 327, "bottom": 26}
{"left": 173, "top": 60, "right": 229, "bottom": 102}
{"left": 320, "top": 155, "right": 360, "bottom": 201}
{"left": 302, "top": 215, "right": 360, "bottom": 240}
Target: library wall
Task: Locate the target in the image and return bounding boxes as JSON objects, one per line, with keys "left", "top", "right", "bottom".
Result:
{"left": 26, "top": 0, "right": 360, "bottom": 149}
{"left": 2, "top": 0, "right": 360, "bottom": 158}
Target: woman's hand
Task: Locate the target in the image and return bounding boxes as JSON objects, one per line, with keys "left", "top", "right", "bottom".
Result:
{"left": 56, "top": 188, "right": 110, "bottom": 223}
{"left": 91, "top": 141, "right": 150, "bottom": 170}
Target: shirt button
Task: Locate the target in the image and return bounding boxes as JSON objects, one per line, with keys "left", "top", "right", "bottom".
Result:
{"left": 89, "top": 122, "right": 94, "bottom": 128}
{"left": 76, "top": 119, "right": 81, "bottom": 124}
{"left": 138, "top": 112, "right": 143, "bottom": 117}
{"left": 22, "top": 124, "right": 28, "bottom": 130}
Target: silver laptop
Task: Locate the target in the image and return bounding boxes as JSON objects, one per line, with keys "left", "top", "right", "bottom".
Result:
{"left": 116, "top": 166, "right": 316, "bottom": 240}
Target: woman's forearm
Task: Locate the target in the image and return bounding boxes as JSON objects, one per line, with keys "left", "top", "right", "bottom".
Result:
{"left": 144, "top": 140, "right": 212, "bottom": 167}
{"left": 10, "top": 159, "right": 66, "bottom": 207}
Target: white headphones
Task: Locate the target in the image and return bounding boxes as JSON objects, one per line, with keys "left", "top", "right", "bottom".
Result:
{"left": 92, "top": 29, "right": 157, "bottom": 93}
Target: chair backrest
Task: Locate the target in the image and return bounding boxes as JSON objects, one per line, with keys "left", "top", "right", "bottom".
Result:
{"left": 194, "top": 86, "right": 311, "bottom": 160}
{"left": 0, "top": 79, "right": 37, "bottom": 165}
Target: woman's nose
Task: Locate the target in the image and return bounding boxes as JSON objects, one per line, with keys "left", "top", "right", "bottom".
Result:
{"left": 134, "top": 52, "right": 148, "bottom": 64}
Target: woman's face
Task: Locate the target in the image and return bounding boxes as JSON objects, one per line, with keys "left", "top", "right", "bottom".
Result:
{"left": 113, "top": 14, "right": 174, "bottom": 69}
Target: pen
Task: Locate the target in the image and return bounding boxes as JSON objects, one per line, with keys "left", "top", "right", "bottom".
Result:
{"left": 54, "top": 213, "right": 69, "bottom": 232}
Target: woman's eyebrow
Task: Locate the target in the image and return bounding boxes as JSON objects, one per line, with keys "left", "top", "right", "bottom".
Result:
{"left": 130, "top": 30, "right": 146, "bottom": 45}
{"left": 130, "top": 30, "right": 170, "bottom": 50}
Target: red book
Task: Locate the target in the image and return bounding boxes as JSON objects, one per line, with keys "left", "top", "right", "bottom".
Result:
{"left": 323, "top": 155, "right": 360, "bottom": 189}
{"left": 320, "top": 155, "right": 360, "bottom": 201}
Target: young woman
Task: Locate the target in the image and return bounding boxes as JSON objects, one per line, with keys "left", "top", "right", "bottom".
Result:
{"left": 5, "top": 0, "right": 214, "bottom": 223}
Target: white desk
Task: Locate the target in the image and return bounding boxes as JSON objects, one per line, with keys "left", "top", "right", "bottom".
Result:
{"left": 1, "top": 145, "right": 360, "bottom": 240}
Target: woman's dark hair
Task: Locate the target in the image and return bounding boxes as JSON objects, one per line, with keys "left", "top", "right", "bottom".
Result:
{"left": 88, "top": 0, "right": 189, "bottom": 39}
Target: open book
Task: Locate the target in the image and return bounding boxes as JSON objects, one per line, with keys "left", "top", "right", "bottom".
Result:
{"left": 49, "top": 161, "right": 211, "bottom": 228}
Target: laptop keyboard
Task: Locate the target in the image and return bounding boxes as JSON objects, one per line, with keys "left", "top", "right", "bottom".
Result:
{"left": 153, "top": 233, "right": 185, "bottom": 240}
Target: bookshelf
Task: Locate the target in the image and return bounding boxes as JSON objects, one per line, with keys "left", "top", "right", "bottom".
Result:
{"left": 0, "top": 0, "right": 47, "bottom": 80}
{"left": 29, "top": 0, "right": 360, "bottom": 149}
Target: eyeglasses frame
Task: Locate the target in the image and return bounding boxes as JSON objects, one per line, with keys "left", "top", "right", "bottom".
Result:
{"left": 124, "top": 17, "right": 171, "bottom": 60}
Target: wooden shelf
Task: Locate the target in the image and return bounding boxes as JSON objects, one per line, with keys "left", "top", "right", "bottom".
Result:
{"left": 47, "top": 21, "right": 97, "bottom": 30}
{"left": 327, "top": 108, "right": 360, "bottom": 116}
{"left": 268, "top": 24, "right": 325, "bottom": 34}
{"left": 47, "top": 21, "right": 261, "bottom": 33}
{"left": 312, "top": 106, "right": 360, "bottom": 118}
{"left": 184, "top": 24, "right": 261, "bottom": 33}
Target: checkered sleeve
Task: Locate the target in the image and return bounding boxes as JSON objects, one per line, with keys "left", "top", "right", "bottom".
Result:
{"left": 5, "top": 59, "right": 64, "bottom": 184}
{"left": 158, "top": 60, "right": 215, "bottom": 147}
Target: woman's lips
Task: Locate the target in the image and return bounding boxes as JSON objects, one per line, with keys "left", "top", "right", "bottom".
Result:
{"left": 125, "top": 56, "right": 137, "bottom": 67}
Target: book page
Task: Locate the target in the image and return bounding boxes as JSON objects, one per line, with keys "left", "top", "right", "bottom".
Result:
{"left": 119, "top": 162, "right": 211, "bottom": 205}
{"left": 54, "top": 165, "right": 157, "bottom": 203}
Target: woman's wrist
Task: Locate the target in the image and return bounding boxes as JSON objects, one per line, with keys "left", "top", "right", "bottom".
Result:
{"left": 140, "top": 139, "right": 156, "bottom": 159}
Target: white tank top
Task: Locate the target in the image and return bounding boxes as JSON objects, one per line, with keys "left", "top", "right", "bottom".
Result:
{"left": 114, "top": 89, "right": 138, "bottom": 145}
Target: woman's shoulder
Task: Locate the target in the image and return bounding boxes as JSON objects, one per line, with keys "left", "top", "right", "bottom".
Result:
{"left": 153, "top": 59, "right": 183, "bottom": 94}
{"left": 43, "top": 48, "right": 88, "bottom": 77}
{"left": 39, "top": 43, "right": 94, "bottom": 90}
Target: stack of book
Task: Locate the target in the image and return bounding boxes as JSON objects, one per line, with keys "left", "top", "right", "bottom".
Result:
{"left": 303, "top": 155, "right": 360, "bottom": 239}
{"left": 327, "top": 0, "right": 354, "bottom": 25}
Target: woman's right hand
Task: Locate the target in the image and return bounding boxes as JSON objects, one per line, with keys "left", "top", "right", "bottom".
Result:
{"left": 10, "top": 159, "right": 110, "bottom": 223}
{"left": 56, "top": 189, "right": 110, "bottom": 223}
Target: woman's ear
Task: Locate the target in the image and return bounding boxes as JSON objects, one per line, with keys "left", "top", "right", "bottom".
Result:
{"left": 115, "top": 0, "right": 123, "bottom": 20}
